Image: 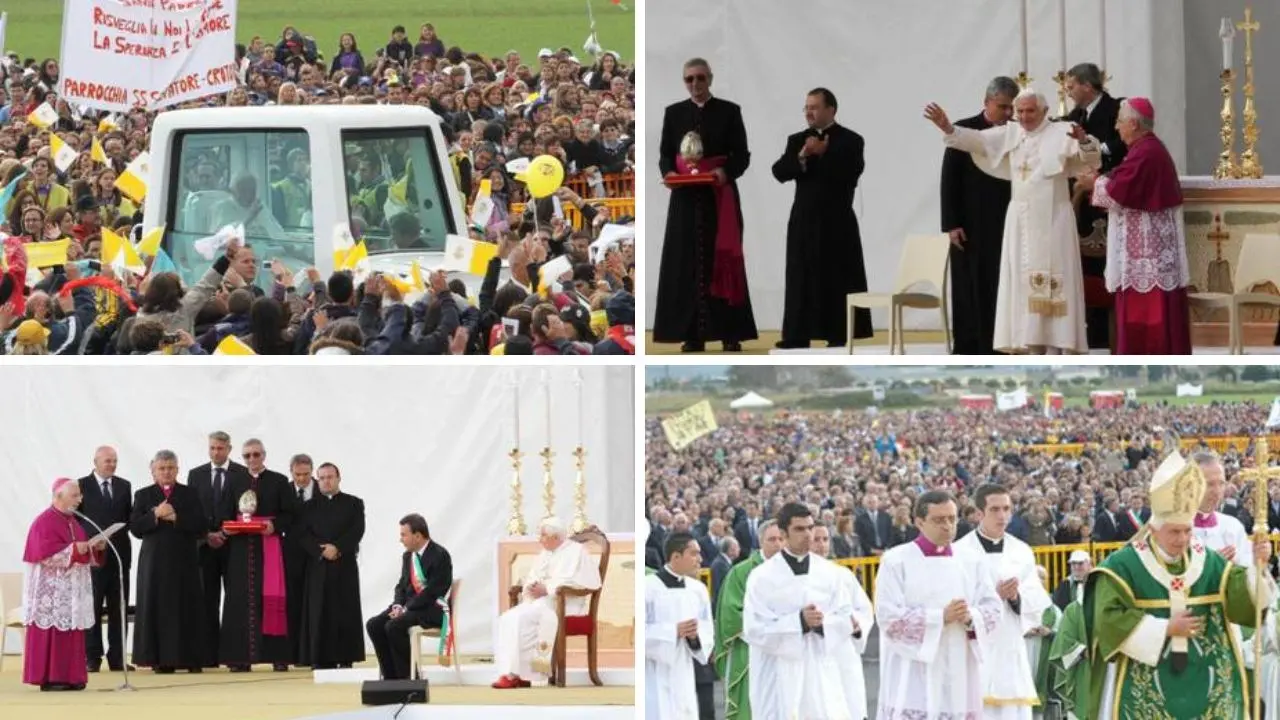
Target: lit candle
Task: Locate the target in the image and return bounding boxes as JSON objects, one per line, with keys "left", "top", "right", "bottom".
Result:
{"left": 1099, "top": 0, "right": 1107, "bottom": 72}
{"left": 1020, "top": 0, "right": 1030, "bottom": 74}
{"left": 512, "top": 372, "right": 520, "bottom": 449}
{"left": 575, "top": 369, "right": 584, "bottom": 447}
{"left": 1221, "top": 17, "right": 1235, "bottom": 71}
{"left": 1058, "top": 0, "right": 1067, "bottom": 71}
{"left": 543, "top": 370, "right": 552, "bottom": 447}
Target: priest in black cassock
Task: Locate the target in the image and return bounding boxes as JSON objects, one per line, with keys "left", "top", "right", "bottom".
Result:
{"left": 296, "top": 463, "right": 366, "bottom": 670}
{"left": 220, "top": 439, "right": 298, "bottom": 672}
{"left": 939, "top": 77, "right": 1017, "bottom": 355}
{"left": 129, "top": 450, "right": 207, "bottom": 673}
{"left": 653, "top": 57, "right": 757, "bottom": 352}
{"left": 771, "top": 88, "right": 870, "bottom": 348}
{"left": 1065, "top": 62, "right": 1126, "bottom": 350}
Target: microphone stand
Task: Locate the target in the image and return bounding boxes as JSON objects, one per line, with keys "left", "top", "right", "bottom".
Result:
{"left": 72, "top": 509, "right": 135, "bottom": 692}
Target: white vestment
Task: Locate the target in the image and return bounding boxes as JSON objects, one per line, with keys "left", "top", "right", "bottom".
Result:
{"left": 1193, "top": 512, "right": 1260, "bottom": 669}
{"left": 645, "top": 571, "right": 714, "bottom": 720}
{"left": 830, "top": 567, "right": 877, "bottom": 720}
{"left": 945, "top": 119, "right": 1101, "bottom": 353}
{"left": 493, "top": 539, "right": 601, "bottom": 677}
{"left": 743, "top": 551, "right": 861, "bottom": 720}
{"left": 1260, "top": 592, "right": 1280, "bottom": 719}
{"left": 1091, "top": 173, "right": 1188, "bottom": 294}
{"left": 954, "top": 531, "right": 1053, "bottom": 720}
{"left": 875, "top": 540, "right": 1003, "bottom": 719}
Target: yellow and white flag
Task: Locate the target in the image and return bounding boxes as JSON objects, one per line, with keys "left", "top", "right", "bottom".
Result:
{"left": 101, "top": 227, "right": 146, "bottom": 274}
{"left": 469, "top": 179, "right": 494, "bottom": 228}
{"left": 90, "top": 136, "right": 109, "bottom": 165}
{"left": 410, "top": 259, "right": 427, "bottom": 292}
{"left": 49, "top": 134, "right": 79, "bottom": 173}
{"left": 98, "top": 115, "right": 119, "bottom": 133}
{"left": 661, "top": 400, "right": 719, "bottom": 451}
{"left": 114, "top": 151, "right": 150, "bottom": 203}
{"left": 339, "top": 239, "right": 371, "bottom": 284}
{"left": 27, "top": 102, "right": 58, "bottom": 129}
{"left": 331, "top": 223, "right": 356, "bottom": 269}
{"left": 213, "top": 335, "right": 256, "bottom": 355}
{"left": 442, "top": 235, "right": 498, "bottom": 275}
{"left": 135, "top": 226, "right": 164, "bottom": 256}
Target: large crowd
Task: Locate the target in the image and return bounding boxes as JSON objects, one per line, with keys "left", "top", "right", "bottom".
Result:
{"left": 0, "top": 21, "right": 636, "bottom": 355}
{"left": 643, "top": 399, "right": 1276, "bottom": 568}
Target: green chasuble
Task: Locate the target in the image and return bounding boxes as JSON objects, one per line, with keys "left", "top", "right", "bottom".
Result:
{"left": 1035, "top": 604, "right": 1062, "bottom": 704}
{"left": 1083, "top": 541, "right": 1260, "bottom": 720}
{"left": 714, "top": 551, "right": 765, "bottom": 720}
{"left": 1049, "top": 601, "right": 1091, "bottom": 718}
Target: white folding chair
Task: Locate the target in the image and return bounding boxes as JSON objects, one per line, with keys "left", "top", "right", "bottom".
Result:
{"left": 846, "top": 233, "right": 952, "bottom": 354}
{"left": 1188, "top": 233, "right": 1280, "bottom": 353}
{"left": 1, "top": 572, "right": 26, "bottom": 672}
{"left": 408, "top": 579, "right": 463, "bottom": 685}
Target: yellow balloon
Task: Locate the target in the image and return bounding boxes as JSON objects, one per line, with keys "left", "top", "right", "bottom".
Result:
{"left": 525, "top": 154, "right": 564, "bottom": 199}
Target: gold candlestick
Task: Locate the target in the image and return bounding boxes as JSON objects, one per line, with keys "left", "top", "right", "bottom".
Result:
{"left": 570, "top": 446, "right": 589, "bottom": 533}
{"left": 1238, "top": 7, "right": 1263, "bottom": 179}
{"left": 1215, "top": 69, "right": 1241, "bottom": 180}
{"left": 506, "top": 448, "right": 526, "bottom": 535}
{"left": 539, "top": 446, "right": 555, "bottom": 523}
{"left": 1015, "top": 70, "right": 1033, "bottom": 90}
{"left": 1053, "top": 70, "right": 1068, "bottom": 118}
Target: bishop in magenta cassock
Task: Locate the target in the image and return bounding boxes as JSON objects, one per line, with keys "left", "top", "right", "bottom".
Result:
{"left": 22, "top": 478, "right": 107, "bottom": 691}
{"left": 1083, "top": 97, "right": 1191, "bottom": 355}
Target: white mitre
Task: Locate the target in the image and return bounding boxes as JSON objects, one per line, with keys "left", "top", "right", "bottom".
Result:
{"left": 1148, "top": 451, "right": 1207, "bottom": 527}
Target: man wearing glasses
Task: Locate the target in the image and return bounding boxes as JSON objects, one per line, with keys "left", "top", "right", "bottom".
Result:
{"left": 219, "top": 438, "right": 298, "bottom": 672}
{"left": 653, "top": 57, "right": 757, "bottom": 353}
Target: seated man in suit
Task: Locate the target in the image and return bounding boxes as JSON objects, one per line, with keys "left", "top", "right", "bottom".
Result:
{"left": 366, "top": 513, "right": 453, "bottom": 680}
{"left": 1051, "top": 550, "right": 1092, "bottom": 610}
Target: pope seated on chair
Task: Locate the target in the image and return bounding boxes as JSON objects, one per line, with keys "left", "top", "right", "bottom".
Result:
{"left": 492, "top": 518, "right": 602, "bottom": 689}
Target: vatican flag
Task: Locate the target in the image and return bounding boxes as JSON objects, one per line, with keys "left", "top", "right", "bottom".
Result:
{"left": 470, "top": 179, "right": 494, "bottom": 229}
{"left": 27, "top": 102, "right": 58, "bottom": 129}
{"left": 114, "top": 152, "right": 150, "bottom": 203}
{"left": 214, "top": 335, "right": 256, "bottom": 355}
{"left": 98, "top": 115, "right": 119, "bottom": 133}
{"left": 101, "top": 227, "right": 146, "bottom": 274}
{"left": 90, "top": 136, "right": 109, "bottom": 165}
{"left": 339, "top": 239, "right": 371, "bottom": 284}
{"left": 49, "top": 134, "right": 79, "bottom": 173}
{"left": 135, "top": 226, "right": 164, "bottom": 256}
{"left": 442, "top": 235, "right": 498, "bottom": 275}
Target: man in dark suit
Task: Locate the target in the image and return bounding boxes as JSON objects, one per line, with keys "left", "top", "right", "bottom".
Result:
{"left": 770, "top": 87, "right": 870, "bottom": 348}
{"left": 940, "top": 77, "right": 1017, "bottom": 354}
{"left": 709, "top": 536, "right": 738, "bottom": 612}
{"left": 77, "top": 446, "right": 132, "bottom": 673}
{"left": 1052, "top": 551, "right": 1093, "bottom": 610}
{"left": 187, "top": 430, "right": 251, "bottom": 667}
{"left": 1093, "top": 498, "right": 1122, "bottom": 542}
{"left": 366, "top": 513, "right": 453, "bottom": 680}
{"left": 653, "top": 57, "right": 758, "bottom": 352}
{"left": 645, "top": 508, "right": 670, "bottom": 570}
{"left": 1065, "top": 62, "right": 1127, "bottom": 349}
{"left": 734, "top": 500, "right": 763, "bottom": 558}
{"left": 854, "top": 495, "right": 892, "bottom": 555}
{"left": 282, "top": 453, "right": 318, "bottom": 666}
{"left": 1115, "top": 494, "right": 1150, "bottom": 541}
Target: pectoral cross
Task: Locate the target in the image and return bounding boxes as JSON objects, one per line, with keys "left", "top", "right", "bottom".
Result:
{"left": 1017, "top": 158, "right": 1034, "bottom": 182}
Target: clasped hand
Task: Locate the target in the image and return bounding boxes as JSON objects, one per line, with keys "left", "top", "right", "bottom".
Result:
{"left": 675, "top": 618, "right": 699, "bottom": 640}
{"left": 153, "top": 501, "right": 176, "bottom": 521}
{"left": 1167, "top": 610, "right": 1204, "bottom": 638}
{"left": 996, "top": 577, "right": 1020, "bottom": 601}
{"left": 943, "top": 598, "right": 972, "bottom": 625}
{"left": 529, "top": 581, "right": 548, "bottom": 599}
{"left": 801, "top": 603, "right": 824, "bottom": 629}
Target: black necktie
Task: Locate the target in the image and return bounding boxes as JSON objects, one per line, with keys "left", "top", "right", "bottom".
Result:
{"left": 101, "top": 479, "right": 111, "bottom": 501}
{"left": 214, "top": 468, "right": 225, "bottom": 508}
{"left": 297, "top": 486, "right": 305, "bottom": 501}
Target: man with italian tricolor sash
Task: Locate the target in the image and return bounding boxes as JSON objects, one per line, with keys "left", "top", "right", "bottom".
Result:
{"left": 365, "top": 513, "right": 454, "bottom": 681}
{"left": 1083, "top": 449, "right": 1275, "bottom": 719}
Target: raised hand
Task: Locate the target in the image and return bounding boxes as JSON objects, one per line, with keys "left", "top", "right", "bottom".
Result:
{"left": 924, "top": 103, "right": 953, "bottom": 133}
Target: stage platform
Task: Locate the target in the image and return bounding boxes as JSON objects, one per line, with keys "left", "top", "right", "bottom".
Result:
{"left": 0, "top": 662, "right": 633, "bottom": 720}
{"left": 768, "top": 344, "right": 1280, "bottom": 356}
{"left": 313, "top": 664, "right": 633, "bottom": 687}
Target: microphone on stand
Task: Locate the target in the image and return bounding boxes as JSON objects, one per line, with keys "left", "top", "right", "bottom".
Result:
{"left": 72, "top": 508, "right": 135, "bottom": 692}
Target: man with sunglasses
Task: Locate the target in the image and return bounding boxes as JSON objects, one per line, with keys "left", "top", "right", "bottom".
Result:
{"left": 653, "top": 57, "right": 757, "bottom": 353}
{"left": 219, "top": 438, "right": 298, "bottom": 672}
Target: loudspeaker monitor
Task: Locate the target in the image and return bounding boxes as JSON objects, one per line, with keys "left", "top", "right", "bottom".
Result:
{"left": 360, "top": 679, "right": 430, "bottom": 706}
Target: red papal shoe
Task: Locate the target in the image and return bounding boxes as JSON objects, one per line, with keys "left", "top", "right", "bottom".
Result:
{"left": 491, "top": 674, "right": 526, "bottom": 689}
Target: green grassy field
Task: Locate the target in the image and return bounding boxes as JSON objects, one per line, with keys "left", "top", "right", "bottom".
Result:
{"left": 4, "top": 0, "right": 635, "bottom": 67}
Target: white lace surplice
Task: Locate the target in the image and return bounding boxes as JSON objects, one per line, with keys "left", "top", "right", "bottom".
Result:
{"left": 1092, "top": 174, "right": 1189, "bottom": 293}
{"left": 23, "top": 543, "right": 97, "bottom": 631}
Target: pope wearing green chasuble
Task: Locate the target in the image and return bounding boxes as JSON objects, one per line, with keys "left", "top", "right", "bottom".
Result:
{"left": 1083, "top": 450, "right": 1275, "bottom": 720}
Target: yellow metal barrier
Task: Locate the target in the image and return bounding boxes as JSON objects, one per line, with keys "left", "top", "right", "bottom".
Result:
{"left": 1018, "top": 436, "right": 1280, "bottom": 457}
{"left": 697, "top": 537, "right": 1280, "bottom": 600}
{"left": 507, "top": 198, "right": 636, "bottom": 230}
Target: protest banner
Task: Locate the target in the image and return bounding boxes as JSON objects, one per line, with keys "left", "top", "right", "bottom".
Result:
{"left": 59, "top": 0, "right": 238, "bottom": 113}
{"left": 661, "top": 400, "right": 719, "bottom": 451}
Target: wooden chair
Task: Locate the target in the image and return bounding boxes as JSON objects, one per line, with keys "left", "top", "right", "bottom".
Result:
{"left": 846, "top": 234, "right": 951, "bottom": 354}
{"left": 1188, "top": 234, "right": 1280, "bottom": 353}
{"left": 408, "top": 579, "right": 463, "bottom": 685}
{"left": 1, "top": 572, "right": 25, "bottom": 672}
{"left": 507, "top": 525, "right": 609, "bottom": 687}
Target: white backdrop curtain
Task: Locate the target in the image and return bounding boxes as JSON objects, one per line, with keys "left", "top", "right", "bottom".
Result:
{"left": 0, "top": 365, "right": 634, "bottom": 656}
{"left": 644, "top": 0, "right": 1185, "bottom": 331}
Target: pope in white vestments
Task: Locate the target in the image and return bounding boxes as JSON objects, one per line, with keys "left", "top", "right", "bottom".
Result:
{"left": 491, "top": 518, "right": 602, "bottom": 688}
{"left": 926, "top": 90, "right": 1101, "bottom": 354}
{"left": 876, "top": 491, "right": 1003, "bottom": 719}
{"left": 646, "top": 533, "right": 714, "bottom": 720}
{"left": 953, "top": 485, "right": 1053, "bottom": 720}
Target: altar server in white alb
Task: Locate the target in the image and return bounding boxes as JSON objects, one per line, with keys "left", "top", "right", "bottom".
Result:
{"left": 646, "top": 531, "right": 714, "bottom": 720}
{"left": 743, "top": 502, "right": 866, "bottom": 720}
{"left": 875, "top": 490, "right": 1003, "bottom": 719}
{"left": 925, "top": 89, "right": 1101, "bottom": 355}
{"left": 491, "top": 518, "right": 602, "bottom": 689}
{"left": 954, "top": 484, "right": 1053, "bottom": 719}
{"left": 810, "top": 522, "right": 876, "bottom": 720}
